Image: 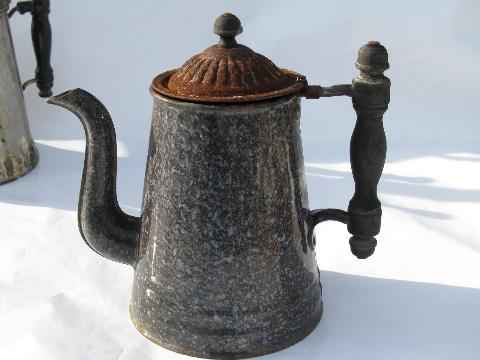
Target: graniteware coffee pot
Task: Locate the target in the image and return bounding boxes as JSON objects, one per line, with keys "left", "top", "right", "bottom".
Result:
{"left": 0, "top": 0, "right": 53, "bottom": 183}
{"left": 49, "top": 13, "right": 390, "bottom": 359}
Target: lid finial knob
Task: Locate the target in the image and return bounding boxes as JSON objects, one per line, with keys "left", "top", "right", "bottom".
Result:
{"left": 214, "top": 13, "right": 243, "bottom": 48}
{"left": 356, "top": 41, "right": 389, "bottom": 75}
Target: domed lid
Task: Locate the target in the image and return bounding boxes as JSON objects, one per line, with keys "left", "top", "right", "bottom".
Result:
{"left": 152, "top": 13, "right": 306, "bottom": 103}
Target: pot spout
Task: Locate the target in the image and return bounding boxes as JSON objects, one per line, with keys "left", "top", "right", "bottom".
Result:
{"left": 48, "top": 89, "right": 140, "bottom": 266}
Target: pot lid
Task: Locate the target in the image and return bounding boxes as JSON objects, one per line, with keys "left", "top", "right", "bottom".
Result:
{"left": 152, "top": 13, "right": 306, "bottom": 103}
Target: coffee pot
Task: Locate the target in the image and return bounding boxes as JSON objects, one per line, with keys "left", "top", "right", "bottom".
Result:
{"left": 49, "top": 13, "right": 390, "bottom": 359}
{"left": 0, "top": 0, "right": 53, "bottom": 183}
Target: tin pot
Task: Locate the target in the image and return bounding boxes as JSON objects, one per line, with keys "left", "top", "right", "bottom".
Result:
{"left": 0, "top": 0, "right": 53, "bottom": 184}
{"left": 48, "top": 13, "right": 390, "bottom": 359}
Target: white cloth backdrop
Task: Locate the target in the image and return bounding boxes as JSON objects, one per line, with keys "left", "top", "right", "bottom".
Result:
{"left": 1, "top": 0, "right": 479, "bottom": 359}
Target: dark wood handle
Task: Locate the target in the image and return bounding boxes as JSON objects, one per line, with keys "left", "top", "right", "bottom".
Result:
{"left": 32, "top": 0, "right": 53, "bottom": 97}
{"left": 347, "top": 41, "right": 390, "bottom": 259}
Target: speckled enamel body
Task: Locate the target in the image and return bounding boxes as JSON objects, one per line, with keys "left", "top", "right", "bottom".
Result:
{"left": 130, "top": 93, "right": 323, "bottom": 358}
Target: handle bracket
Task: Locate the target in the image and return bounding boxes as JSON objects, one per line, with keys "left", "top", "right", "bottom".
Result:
{"left": 8, "top": 1, "right": 33, "bottom": 17}
{"left": 302, "top": 84, "right": 352, "bottom": 99}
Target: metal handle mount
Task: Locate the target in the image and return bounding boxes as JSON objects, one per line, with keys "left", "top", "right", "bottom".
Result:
{"left": 304, "top": 41, "right": 390, "bottom": 259}
{"left": 9, "top": 0, "right": 53, "bottom": 97}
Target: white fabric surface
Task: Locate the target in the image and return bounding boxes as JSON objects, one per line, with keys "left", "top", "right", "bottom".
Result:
{"left": 1, "top": 1, "right": 479, "bottom": 359}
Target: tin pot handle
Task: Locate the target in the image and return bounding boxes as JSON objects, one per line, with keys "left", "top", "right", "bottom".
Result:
{"left": 304, "top": 41, "right": 390, "bottom": 259}
{"left": 9, "top": 0, "right": 53, "bottom": 97}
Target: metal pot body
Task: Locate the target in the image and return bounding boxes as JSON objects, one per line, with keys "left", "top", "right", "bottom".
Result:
{"left": 0, "top": 5, "right": 38, "bottom": 184}
{"left": 130, "top": 93, "right": 322, "bottom": 358}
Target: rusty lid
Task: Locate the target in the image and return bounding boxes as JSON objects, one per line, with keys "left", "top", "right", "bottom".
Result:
{"left": 152, "top": 13, "right": 306, "bottom": 103}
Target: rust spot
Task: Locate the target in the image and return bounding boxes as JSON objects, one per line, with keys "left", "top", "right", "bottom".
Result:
{"left": 304, "top": 85, "right": 323, "bottom": 99}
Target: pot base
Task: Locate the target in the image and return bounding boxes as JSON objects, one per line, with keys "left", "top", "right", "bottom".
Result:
{"left": 129, "top": 279, "right": 323, "bottom": 359}
{"left": 131, "top": 300, "right": 322, "bottom": 359}
{"left": 0, "top": 144, "right": 38, "bottom": 185}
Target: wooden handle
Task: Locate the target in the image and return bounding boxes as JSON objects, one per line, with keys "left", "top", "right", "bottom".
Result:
{"left": 32, "top": 0, "right": 53, "bottom": 97}
{"left": 348, "top": 41, "right": 390, "bottom": 259}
